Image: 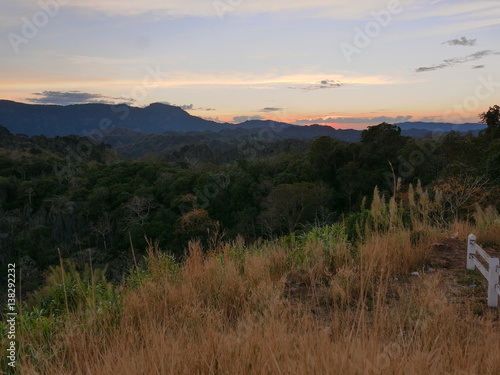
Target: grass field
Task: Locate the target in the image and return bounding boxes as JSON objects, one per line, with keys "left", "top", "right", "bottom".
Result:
{"left": 3, "top": 188, "right": 500, "bottom": 374}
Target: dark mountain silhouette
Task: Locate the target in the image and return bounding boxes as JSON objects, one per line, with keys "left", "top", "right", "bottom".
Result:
{"left": 0, "top": 100, "right": 320, "bottom": 137}
{"left": 0, "top": 100, "right": 234, "bottom": 137}
{"left": 397, "top": 122, "right": 486, "bottom": 133}
{"left": 0, "top": 101, "right": 485, "bottom": 146}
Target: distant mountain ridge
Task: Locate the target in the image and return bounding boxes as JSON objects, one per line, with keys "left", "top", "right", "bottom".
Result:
{"left": 397, "top": 122, "right": 486, "bottom": 132}
{"left": 96, "top": 125, "right": 363, "bottom": 158}
{"left": 0, "top": 100, "right": 486, "bottom": 140}
{"left": 0, "top": 100, "right": 232, "bottom": 136}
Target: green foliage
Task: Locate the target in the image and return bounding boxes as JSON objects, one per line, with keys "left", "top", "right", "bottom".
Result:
{"left": 128, "top": 250, "right": 181, "bottom": 287}
{"left": 277, "top": 224, "right": 349, "bottom": 268}
{"left": 308, "top": 136, "right": 347, "bottom": 183}
{"left": 0, "top": 260, "right": 122, "bottom": 373}
{"left": 260, "top": 182, "right": 330, "bottom": 235}
{"left": 15, "top": 226, "right": 58, "bottom": 267}
{"left": 360, "top": 122, "right": 407, "bottom": 164}
{"left": 1, "top": 112, "right": 499, "bottom": 289}
{"left": 30, "top": 261, "right": 120, "bottom": 318}
{"left": 345, "top": 209, "right": 372, "bottom": 242}
{"left": 479, "top": 104, "right": 500, "bottom": 140}
{"left": 299, "top": 223, "right": 347, "bottom": 248}
{"left": 485, "top": 139, "right": 500, "bottom": 177}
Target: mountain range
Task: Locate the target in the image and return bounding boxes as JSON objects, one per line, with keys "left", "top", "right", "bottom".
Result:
{"left": 0, "top": 100, "right": 487, "bottom": 138}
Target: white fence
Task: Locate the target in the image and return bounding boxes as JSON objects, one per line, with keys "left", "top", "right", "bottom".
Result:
{"left": 467, "top": 234, "right": 500, "bottom": 307}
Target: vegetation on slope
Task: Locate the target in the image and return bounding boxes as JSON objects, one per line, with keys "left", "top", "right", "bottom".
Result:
{"left": 1, "top": 106, "right": 499, "bottom": 373}
{"left": 1, "top": 107, "right": 500, "bottom": 294}
{"left": 2, "top": 186, "right": 499, "bottom": 374}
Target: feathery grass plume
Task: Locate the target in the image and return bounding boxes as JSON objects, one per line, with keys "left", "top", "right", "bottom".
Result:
{"left": 388, "top": 195, "right": 400, "bottom": 231}
{"left": 370, "top": 186, "right": 387, "bottom": 233}
{"left": 405, "top": 181, "right": 446, "bottom": 229}
{"left": 471, "top": 204, "right": 500, "bottom": 245}
{"left": 473, "top": 204, "right": 499, "bottom": 229}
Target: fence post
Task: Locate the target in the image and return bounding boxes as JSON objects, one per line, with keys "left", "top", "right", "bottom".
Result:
{"left": 467, "top": 234, "right": 476, "bottom": 271}
{"left": 487, "top": 257, "right": 499, "bottom": 308}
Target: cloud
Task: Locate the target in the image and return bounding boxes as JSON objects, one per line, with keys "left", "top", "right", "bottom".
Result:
{"left": 415, "top": 65, "right": 448, "bottom": 73}
{"left": 27, "top": 0, "right": 402, "bottom": 19}
{"left": 260, "top": 107, "right": 283, "bottom": 112}
{"left": 418, "top": 116, "right": 439, "bottom": 122}
{"left": 233, "top": 115, "right": 264, "bottom": 123}
{"left": 472, "top": 65, "right": 485, "bottom": 69}
{"left": 106, "top": 71, "right": 394, "bottom": 89}
{"left": 442, "top": 36, "right": 477, "bottom": 46}
{"left": 415, "top": 50, "right": 498, "bottom": 72}
{"left": 289, "top": 79, "right": 345, "bottom": 91}
{"left": 202, "top": 116, "right": 225, "bottom": 123}
{"left": 294, "top": 115, "right": 413, "bottom": 125}
{"left": 25, "top": 91, "right": 134, "bottom": 105}
{"left": 161, "top": 102, "right": 215, "bottom": 111}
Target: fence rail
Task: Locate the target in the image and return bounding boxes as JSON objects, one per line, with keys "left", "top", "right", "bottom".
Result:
{"left": 467, "top": 234, "right": 500, "bottom": 307}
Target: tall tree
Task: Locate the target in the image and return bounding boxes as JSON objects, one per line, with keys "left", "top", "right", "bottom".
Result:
{"left": 260, "top": 182, "right": 329, "bottom": 235}
{"left": 308, "top": 136, "right": 347, "bottom": 184}
{"left": 359, "top": 122, "right": 408, "bottom": 191}
{"left": 479, "top": 105, "right": 500, "bottom": 141}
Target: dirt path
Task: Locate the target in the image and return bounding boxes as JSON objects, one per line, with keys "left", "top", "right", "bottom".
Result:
{"left": 429, "top": 238, "right": 500, "bottom": 313}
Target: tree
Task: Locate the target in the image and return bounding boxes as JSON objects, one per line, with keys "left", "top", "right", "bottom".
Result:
{"left": 308, "top": 136, "right": 347, "bottom": 183}
{"left": 361, "top": 122, "right": 401, "bottom": 141}
{"left": 260, "top": 182, "right": 329, "bottom": 235}
{"left": 360, "top": 122, "right": 407, "bottom": 162}
{"left": 21, "top": 181, "right": 35, "bottom": 206}
{"left": 486, "top": 139, "right": 500, "bottom": 178}
{"left": 433, "top": 175, "right": 491, "bottom": 220}
{"left": 359, "top": 122, "right": 409, "bottom": 191}
{"left": 337, "top": 161, "right": 364, "bottom": 211}
{"left": 177, "top": 209, "right": 215, "bottom": 235}
{"left": 91, "top": 213, "right": 114, "bottom": 251}
{"left": 125, "top": 195, "right": 156, "bottom": 227}
{"left": 397, "top": 138, "right": 439, "bottom": 185}
{"left": 435, "top": 131, "right": 482, "bottom": 176}
{"left": 479, "top": 105, "right": 500, "bottom": 141}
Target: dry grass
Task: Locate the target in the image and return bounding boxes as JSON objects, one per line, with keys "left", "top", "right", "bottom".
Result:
{"left": 10, "top": 189, "right": 500, "bottom": 375}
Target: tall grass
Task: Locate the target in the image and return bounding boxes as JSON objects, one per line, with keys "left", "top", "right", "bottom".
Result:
{"left": 4, "top": 186, "right": 500, "bottom": 374}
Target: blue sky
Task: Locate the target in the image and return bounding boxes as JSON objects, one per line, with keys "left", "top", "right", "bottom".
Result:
{"left": 1, "top": 0, "right": 500, "bottom": 128}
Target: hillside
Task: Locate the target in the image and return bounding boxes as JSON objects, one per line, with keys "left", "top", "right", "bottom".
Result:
{"left": 2, "top": 191, "right": 499, "bottom": 374}
{"left": 95, "top": 126, "right": 359, "bottom": 159}
{"left": 0, "top": 125, "right": 125, "bottom": 163}
{"left": 0, "top": 100, "right": 230, "bottom": 136}
{"left": 0, "top": 107, "right": 499, "bottom": 374}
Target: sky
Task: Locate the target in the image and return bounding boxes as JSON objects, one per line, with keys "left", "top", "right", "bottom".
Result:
{"left": 1, "top": 0, "right": 500, "bottom": 129}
